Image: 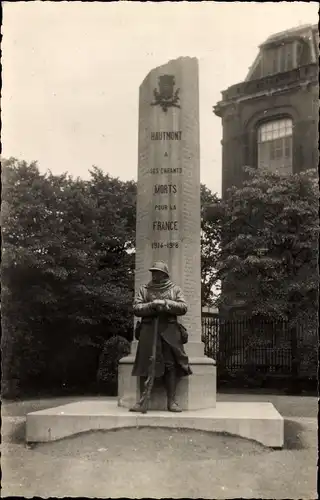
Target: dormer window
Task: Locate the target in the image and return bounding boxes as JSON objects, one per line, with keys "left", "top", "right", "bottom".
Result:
{"left": 245, "top": 25, "right": 317, "bottom": 82}
{"left": 263, "top": 42, "right": 295, "bottom": 76}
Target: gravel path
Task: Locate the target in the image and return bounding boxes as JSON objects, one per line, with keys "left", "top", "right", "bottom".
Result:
{"left": 1, "top": 394, "right": 317, "bottom": 498}
{"left": 1, "top": 417, "right": 317, "bottom": 498}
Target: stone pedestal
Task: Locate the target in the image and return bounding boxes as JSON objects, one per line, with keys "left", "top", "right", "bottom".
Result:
{"left": 118, "top": 354, "right": 216, "bottom": 411}
{"left": 26, "top": 400, "right": 284, "bottom": 449}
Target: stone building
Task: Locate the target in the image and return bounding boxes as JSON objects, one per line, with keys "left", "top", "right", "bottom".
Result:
{"left": 214, "top": 24, "right": 319, "bottom": 197}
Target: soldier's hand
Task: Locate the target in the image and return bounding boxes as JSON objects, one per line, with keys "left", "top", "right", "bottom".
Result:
{"left": 152, "top": 299, "right": 166, "bottom": 310}
{"left": 153, "top": 299, "right": 165, "bottom": 306}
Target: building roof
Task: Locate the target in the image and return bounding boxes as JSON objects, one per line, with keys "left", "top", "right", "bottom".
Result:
{"left": 261, "top": 23, "right": 317, "bottom": 46}
{"left": 245, "top": 23, "right": 318, "bottom": 82}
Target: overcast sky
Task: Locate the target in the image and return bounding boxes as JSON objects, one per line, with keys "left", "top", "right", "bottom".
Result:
{"left": 2, "top": 1, "right": 318, "bottom": 195}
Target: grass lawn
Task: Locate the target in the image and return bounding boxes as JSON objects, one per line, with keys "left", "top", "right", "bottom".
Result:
{"left": 2, "top": 393, "right": 317, "bottom": 498}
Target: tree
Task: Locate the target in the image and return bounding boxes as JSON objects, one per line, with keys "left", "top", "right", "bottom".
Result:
{"left": 1, "top": 159, "right": 136, "bottom": 395}
{"left": 97, "top": 336, "right": 131, "bottom": 395}
{"left": 200, "top": 184, "right": 221, "bottom": 306}
{"left": 76, "top": 166, "right": 136, "bottom": 343}
{"left": 1, "top": 158, "right": 80, "bottom": 393}
{"left": 211, "top": 167, "right": 319, "bottom": 324}
{"left": 206, "top": 167, "right": 319, "bottom": 382}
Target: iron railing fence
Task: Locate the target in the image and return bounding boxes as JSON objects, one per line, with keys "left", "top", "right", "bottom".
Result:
{"left": 201, "top": 314, "right": 317, "bottom": 380}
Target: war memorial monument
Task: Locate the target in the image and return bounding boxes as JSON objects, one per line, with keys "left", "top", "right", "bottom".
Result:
{"left": 26, "top": 57, "right": 284, "bottom": 448}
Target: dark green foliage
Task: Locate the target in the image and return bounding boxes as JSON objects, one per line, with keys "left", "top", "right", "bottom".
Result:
{"left": 206, "top": 167, "right": 319, "bottom": 380}
{"left": 201, "top": 184, "right": 221, "bottom": 306}
{"left": 1, "top": 159, "right": 136, "bottom": 397}
{"left": 97, "top": 336, "right": 131, "bottom": 395}
{"left": 208, "top": 167, "right": 319, "bottom": 323}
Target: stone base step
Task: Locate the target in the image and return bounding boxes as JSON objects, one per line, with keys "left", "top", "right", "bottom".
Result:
{"left": 26, "top": 400, "right": 284, "bottom": 448}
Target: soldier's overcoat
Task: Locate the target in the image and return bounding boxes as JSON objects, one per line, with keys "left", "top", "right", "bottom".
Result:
{"left": 131, "top": 281, "right": 192, "bottom": 378}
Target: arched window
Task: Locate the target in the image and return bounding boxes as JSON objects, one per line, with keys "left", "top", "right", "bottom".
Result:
{"left": 257, "top": 118, "right": 293, "bottom": 174}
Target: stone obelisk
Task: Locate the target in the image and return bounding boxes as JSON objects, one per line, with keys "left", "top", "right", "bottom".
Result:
{"left": 118, "top": 57, "right": 216, "bottom": 410}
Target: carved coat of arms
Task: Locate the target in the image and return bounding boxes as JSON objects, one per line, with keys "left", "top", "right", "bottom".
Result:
{"left": 151, "top": 74, "right": 180, "bottom": 112}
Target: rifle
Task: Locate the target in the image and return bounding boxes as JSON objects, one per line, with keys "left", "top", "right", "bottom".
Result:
{"left": 140, "top": 315, "right": 159, "bottom": 414}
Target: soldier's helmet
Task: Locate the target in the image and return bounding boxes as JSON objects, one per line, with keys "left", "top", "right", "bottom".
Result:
{"left": 149, "top": 261, "right": 170, "bottom": 277}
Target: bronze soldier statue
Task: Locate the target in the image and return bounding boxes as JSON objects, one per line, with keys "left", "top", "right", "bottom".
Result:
{"left": 130, "top": 261, "right": 192, "bottom": 413}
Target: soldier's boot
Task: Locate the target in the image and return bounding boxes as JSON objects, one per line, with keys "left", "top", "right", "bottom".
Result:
{"left": 164, "top": 368, "right": 182, "bottom": 412}
{"left": 129, "top": 401, "right": 144, "bottom": 412}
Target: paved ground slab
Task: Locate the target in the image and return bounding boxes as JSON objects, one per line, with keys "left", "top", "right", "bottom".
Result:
{"left": 26, "top": 399, "right": 284, "bottom": 447}
{"left": 3, "top": 392, "right": 317, "bottom": 418}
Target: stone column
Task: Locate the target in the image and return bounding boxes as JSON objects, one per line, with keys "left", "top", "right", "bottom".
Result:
{"left": 118, "top": 57, "right": 216, "bottom": 410}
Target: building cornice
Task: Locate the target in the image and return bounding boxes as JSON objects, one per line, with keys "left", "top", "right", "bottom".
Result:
{"left": 213, "top": 63, "right": 318, "bottom": 117}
